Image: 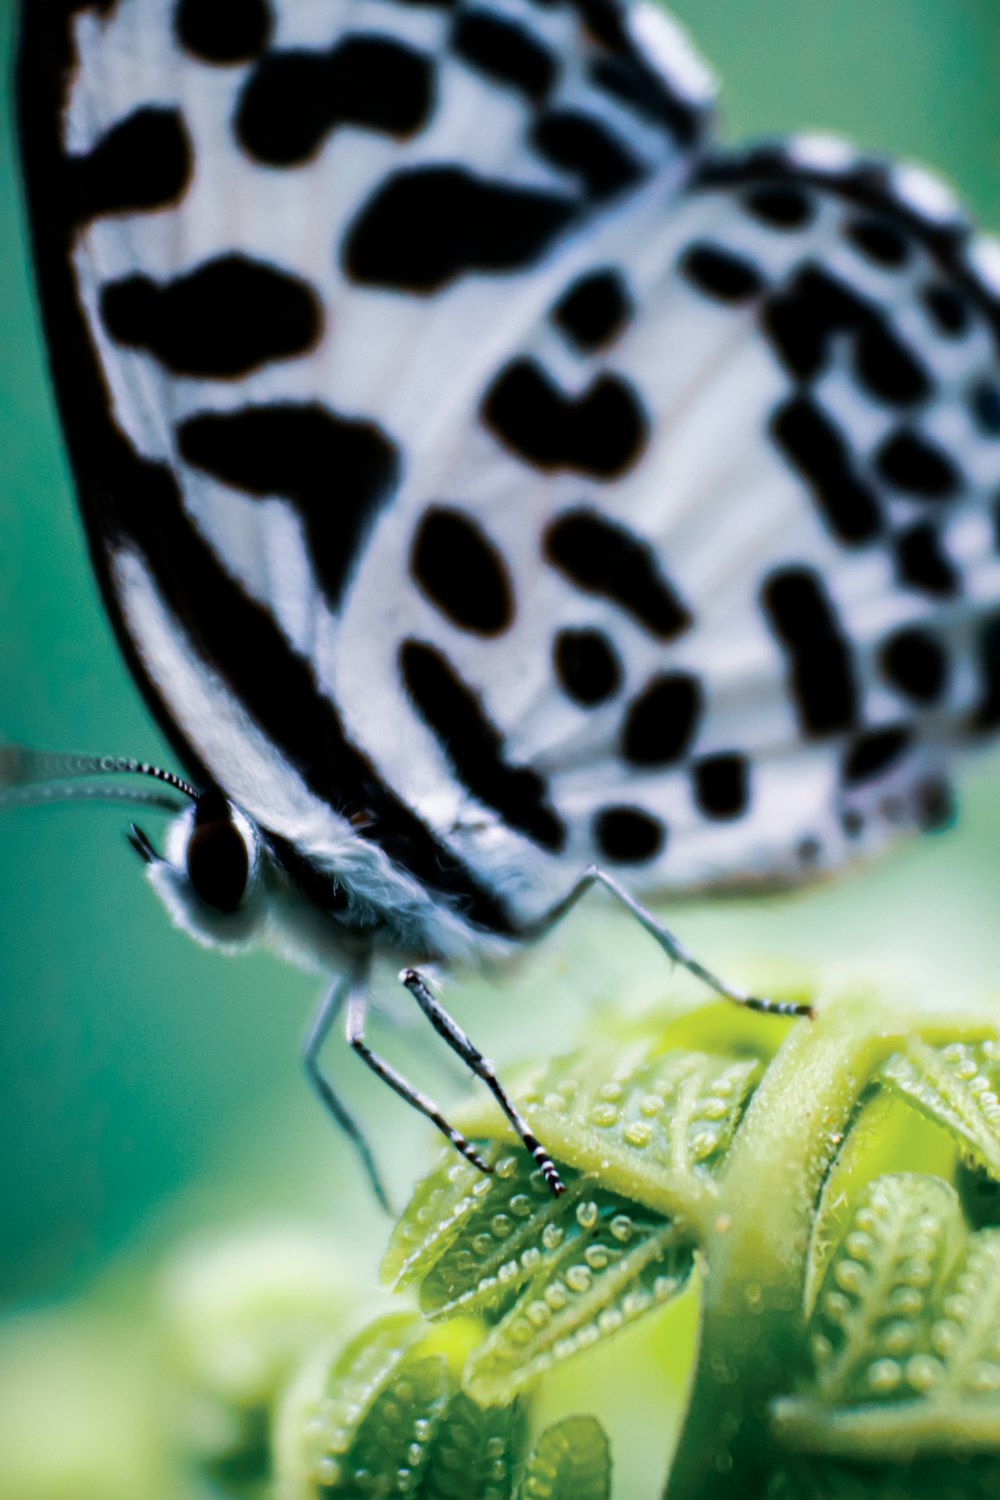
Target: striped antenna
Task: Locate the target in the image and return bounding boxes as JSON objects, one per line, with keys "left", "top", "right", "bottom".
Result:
{"left": 0, "top": 741, "right": 200, "bottom": 809}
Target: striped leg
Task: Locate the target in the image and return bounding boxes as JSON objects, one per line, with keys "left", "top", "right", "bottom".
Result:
{"left": 302, "top": 963, "right": 394, "bottom": 1214}
{"left": 523, "top": 865, "right": 814, "bottom": 1020}
{"left": 345, "top": 975, "right": 494, "bottom": 1180}
{"left": 400, "top": 968, "right": 566, "bottom": 1195}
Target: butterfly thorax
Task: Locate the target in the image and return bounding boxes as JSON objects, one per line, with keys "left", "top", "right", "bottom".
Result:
{"left": 149, "top": 788, "right": 522, "bottom": 971}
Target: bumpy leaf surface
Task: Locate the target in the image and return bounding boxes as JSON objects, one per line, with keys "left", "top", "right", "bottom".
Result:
{"left": 881, "top": 1040, "right": 1000, "bottom": 1176}
{"left": 773, "top": 1173, "right": 1000, "bottom": 1471}
{"left": 382, "top": 1044, "right": 760, "bottom": 1399}
{"left": 517, "top": 1415, "right": 611, "bottom": 1500}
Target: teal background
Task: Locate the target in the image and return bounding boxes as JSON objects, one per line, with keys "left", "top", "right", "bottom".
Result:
{"left": 2, "top": 0, "right": 1000, "bottom": 1368}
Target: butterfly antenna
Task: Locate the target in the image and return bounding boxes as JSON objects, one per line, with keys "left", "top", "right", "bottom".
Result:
{"left": 0, "top": 740, "right": 200, "bottom": 811}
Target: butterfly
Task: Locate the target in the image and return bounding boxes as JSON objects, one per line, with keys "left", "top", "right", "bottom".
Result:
{"left": 10, "top": 0, "right": 1000, "bottom": 1207}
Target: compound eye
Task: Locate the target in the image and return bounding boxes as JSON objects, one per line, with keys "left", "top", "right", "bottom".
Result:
{"left": 186, "top": 790, "right": 250, "bottom": 913}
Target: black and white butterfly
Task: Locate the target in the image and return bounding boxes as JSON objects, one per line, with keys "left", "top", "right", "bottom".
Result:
{"left": 11, "top": 0, "right": 1000, "bottom": 1204}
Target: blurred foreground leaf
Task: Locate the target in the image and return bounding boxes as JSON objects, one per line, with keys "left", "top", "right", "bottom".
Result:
{"left": 273, "top": 1307, "right": 609, "bottom": 1500}
{"left": 518, "top": 1415, "right": 611, "bottom": 1500}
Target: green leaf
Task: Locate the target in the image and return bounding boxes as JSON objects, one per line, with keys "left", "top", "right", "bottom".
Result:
{"left": 279, "top": 1311, "right": 445, "bottom": 1497}
{"left": 384, "top": 1043, "right": 759, "bottom": 1304}
{"left": 464, "top": 1185, "right": 691, "bottom": 1403}
{"left": 807, "top": 1173, "right": 964, "bottom": 1408}
{"left": 773, "top": 1174, "right": 1000, "bottom": 1467}
{"left": 275, "top": 1312, "right": 525, "bottom": 1500}
{"left": 387, "top": 1146, "right": 695, "bottom": 1406}
{"left": 766, "top": 1455, "right": 1000, "bottom": 1500}
{"left": 384, "top": 1144, "right": 569, "bottom": 1318}
{"left": 881, "top": 1040, "right": 1000, "bottom": 1176}
{"left": 488, "top": 1044, "right": 762, "bottom": 1215}
{"left": 384, "top": 1044, "right": 756, "bottom": 1314}
{"left": 381, "top": 1040, "right": 760, "bottom": 1407}
{"left": 517, "top": 1415, "right": 611, "bottom": 1500}
{"left": 417, "top": 1392, "right": 526, "bottom": 1500}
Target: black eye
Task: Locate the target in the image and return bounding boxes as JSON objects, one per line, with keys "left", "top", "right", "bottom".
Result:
{"left": 187, "top": 793, "right": 249, "bottom": 912}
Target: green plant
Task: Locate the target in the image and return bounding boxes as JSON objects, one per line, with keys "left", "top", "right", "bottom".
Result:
{"left": 10, "top": 984, "right": 1000, "bottom": 1500}
{"left": 261, "top": 988, "right": 1000, "bottom": 1499}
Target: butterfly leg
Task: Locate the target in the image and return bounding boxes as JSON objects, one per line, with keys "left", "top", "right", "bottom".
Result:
{"left": 303, "top": 963, "right": 394, "bottom": 1214}
{"left": 344, "top": 975, "right": 496, "bottom": 1180}
{"left": 524, "top": 866, "right": 814, "bottom": 1019}
{"left": 400, "top": 969, "right": 567, "bottom": 1195}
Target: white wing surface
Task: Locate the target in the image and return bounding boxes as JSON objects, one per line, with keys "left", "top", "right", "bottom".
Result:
{"left": 19, "top": 0, "right": 1000, "bottom": 953}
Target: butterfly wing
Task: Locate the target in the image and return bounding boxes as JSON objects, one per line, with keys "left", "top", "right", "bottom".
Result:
{"left": 328, "top": 137, "right": 1000, "bottom": 911}
{"left": 18, "top": 0, "right": 715, "bottom": 947}
{"left": 19, "top": 1, "right": 1000, "bottom": 951}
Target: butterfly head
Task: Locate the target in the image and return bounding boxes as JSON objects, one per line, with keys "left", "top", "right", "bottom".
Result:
{"left": 0, "top": 742, "right": 272, "bottom": 952}
{"left": 134, "top": 785, "right": 269, "bottom": 951}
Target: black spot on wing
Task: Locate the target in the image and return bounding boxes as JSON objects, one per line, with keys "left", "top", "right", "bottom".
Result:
{"left": 452, "top": 11, "right": 556, "bottom": 101}
{"left": 177, "top": 404, "right": 398, "bottom": 609}
{"left": 594, "top": 805, "right": 665, "bottom": 864}
{"left": 971, "top": 380, "right": 1000, "bottom": 435}
{"left": 762, "top": 267, "right": 863, "bottom": 382}
{"left": 622, "top": 672, "right": 701, "bottom": 765}
{"left": 550, "top": 268, "right": 632, "bottom": 351}
{"left": 100, "top": 255, "right": 322, "bottom": 377}
{"left": 344, "top": 167, "right": 575, "bottom": 292}
{"left": 532, "top": 109, "right": 643, "bottom": 200}
{"left": 880, "top": 626, "right": 948, "bottom": 704}
{"left": 574, "top": 0, "right": 628, "bottom": 52}
{"left": 770, "top": 396, "right": 882, "bottom": 545}
{"left": 972, "top": 615, "right": 1000, "bottom": 731}
{"left": 400, "top": 639, "right": 565, "bottom": 851}
{"left": 875, "top": 429, "right": 962, "bottom": 500}
{"left": 411, "top": 507, "right": 514, "bottom": 635}
{"left": 553, "top": 628, "right": 621, "bottom": 706}
{"left": 175, "top": 0, "right": 273, "bottom": 63}
{"left": 545, "top": 509, "right": 692, "bottom": 640}
{"left": 846, "top": 215, "right": 910, "bottom": 268}
{"left": 761, "top": 567, "right": 857, "bottom": 736}
{"left": 741, "top": 183, "right": 813, "bottom": 229}
{"left": 680, "top": 242, "right": 763, "bottom": 303}
{"left": 855, "top": 324, "right": 931, "bottom": 405}
{"left": 69, "top": 108, "right": 192, "bottom": 221}
{"left": 236, "top": 36, "right": 433, "bottom": 166}
{"left": 915, "top": 777, "right": 955, "bottom": 831}
{"left": 842, "top": 808, "right": 864, "bottom": 839}
{"left": 693, "top": 753, "right": 749, "bottom": 819}
{"left": 893, "top": 522, "right": 960, "bottom": 596}
{"left": 588, "top": 55, "right": 701, "bottom": 147}
{"left": 762, "top": 266, "right": 930, "bottom": 405}
{"left": 922, "top": 283, "right": 970, "bottom": 337}
{"left": 843, "top": 727, "right": 911, "bottom": 785}
{"left": 482, "top": 360, "right": 647, "bottom": 478}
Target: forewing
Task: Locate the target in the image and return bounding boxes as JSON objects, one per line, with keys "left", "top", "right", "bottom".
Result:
{"left": 18, "top": 0, "right": 714, "bottom": 940}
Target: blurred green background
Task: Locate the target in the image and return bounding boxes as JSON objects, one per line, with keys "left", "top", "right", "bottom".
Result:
{"left": 2, "top": 0, "right": 1000, "bottom": 1492}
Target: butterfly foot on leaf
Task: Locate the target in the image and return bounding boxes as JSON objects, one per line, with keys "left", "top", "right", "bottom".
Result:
{"left": 399, "top": 966, "right": 566, "bottom": 1196}
{"left": 744, "top": 993, "right": 816, "bottom": 1020}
